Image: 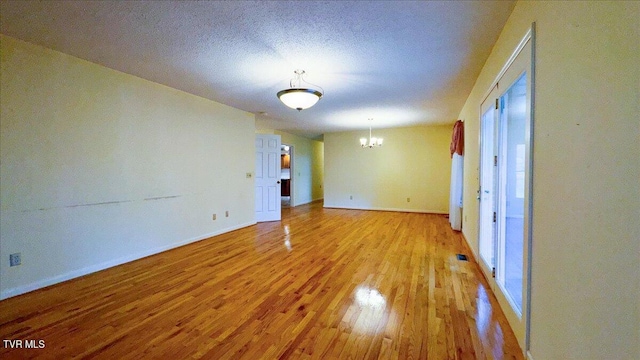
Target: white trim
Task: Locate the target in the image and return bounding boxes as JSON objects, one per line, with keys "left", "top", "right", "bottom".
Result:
{"left": 323, "top": 205, "right": 447, "bottom": 214}
{"left": 286, "top": 143, "right": 295, "bottom": 207}
{"left": 496, "top": 281, "right": 523, "bottom": 319}
{"left": 294, "top": 197, "right": 323, "bottom": 206}
{"left": 480, "top": 27, "right": 533, "bottom": 105}
{"left": 525, "top": 22, "right": 536, "bottom": 354}
{"left": 526, "top": 351, "right": 534, "bottom": 360}
{"left": 464, "top": 233, "right": 480, "bottom": 262}
{"left": 0, "top": 221, "right": 256, "bottom": 300}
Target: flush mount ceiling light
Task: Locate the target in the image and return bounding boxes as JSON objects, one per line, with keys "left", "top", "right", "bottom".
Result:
{"left": 277, "top": 70, "right": 324, "bottom": 111}
{"left": 360, "top": 118, "right": 383, "bottom": 148}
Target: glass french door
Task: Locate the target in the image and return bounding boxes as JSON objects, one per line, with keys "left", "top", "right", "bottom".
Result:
{"left": 478, "top": 32, "right": 533, "bottom": 350}
{"left": 479, "top": 89, "right": 498, "bottom": 273}
{"left": 497, "top": 73, "right": 527, "bottom": 314}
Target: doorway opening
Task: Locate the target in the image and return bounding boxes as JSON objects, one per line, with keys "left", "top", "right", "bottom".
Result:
{"left": 281, "top": 144, "right": 293, "bottom": 208}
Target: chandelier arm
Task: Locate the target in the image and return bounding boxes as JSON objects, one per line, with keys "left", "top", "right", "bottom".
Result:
{"left": 300, "top": 73, "right": 324, "bottom": 95}
{"left": 305, "top": 80, "right": 324, "bottom": 94}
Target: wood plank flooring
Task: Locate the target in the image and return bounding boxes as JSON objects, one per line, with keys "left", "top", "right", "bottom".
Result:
{"left": 0, "top": 201, "right": 523, "bottom": 359}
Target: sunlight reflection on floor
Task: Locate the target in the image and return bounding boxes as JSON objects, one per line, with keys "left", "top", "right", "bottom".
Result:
{"left": 348, "top": 285, "right": 390, "bottom": 335}
{"left": 283, "top": 225, "right": 292, "bottom": 252}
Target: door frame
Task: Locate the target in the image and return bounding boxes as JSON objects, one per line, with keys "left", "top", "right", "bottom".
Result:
{"left": 476, "top": 23, "right": 536, "bottom": 354}
{"left": 282, "top": 143, "right": 294, "bottom": 207}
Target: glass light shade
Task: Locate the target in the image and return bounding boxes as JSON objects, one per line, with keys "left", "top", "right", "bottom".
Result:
{"left": 360, "top": 119, "right": 383, "bottom": 148}
{"left": 360, "top": 137, "right": 383, "bottom": 148}
{"left": 277, "top": 88, "right": 322, "bottom": 111}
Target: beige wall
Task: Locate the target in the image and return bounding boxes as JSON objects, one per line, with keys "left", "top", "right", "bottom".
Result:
{"left": 311, "top": 140, "right": 324, "bottom": 202}
{"left": 275, "top": 131, "right": 324, "bottom": 206}
{"left": 0, "top": 35, "right": 256, "bottom": 299}
{"left": 457, "top": 1, "right": 640, "bottom": 359}
{"left": 324, "top": 125, "right": 451, "bottom": 213}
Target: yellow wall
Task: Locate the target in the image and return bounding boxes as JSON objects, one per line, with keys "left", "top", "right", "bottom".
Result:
{"left": 324, "top": 125, "right": 451, "bottom": 213}
{"left": 0, "top": 35, "right": 256, "bottom": 299}
{"left": 311, "top": 140, "right": 324, "bottom": 202}
{"left": 457, "top": 1, "right": 639, "bottom": 358}
{"left": 275, "top": 130, "right": 324, "bottom": 205}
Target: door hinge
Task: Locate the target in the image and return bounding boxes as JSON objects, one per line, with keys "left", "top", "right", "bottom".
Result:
{"left": 494, "top": 155, "right": 497, "bottom": 166}
{"left": 495, "top": 98, "right": 499, "bottom": 109}
{"left": 493, "top": 212, "right": 497, "bottom": 223}
{"left": 491, "top": 267, "right": 496, "bottom": 278}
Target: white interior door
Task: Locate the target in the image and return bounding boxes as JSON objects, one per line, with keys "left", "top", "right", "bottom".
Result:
{"left": 255, "top": 134, "right": 281, "bottom": 222}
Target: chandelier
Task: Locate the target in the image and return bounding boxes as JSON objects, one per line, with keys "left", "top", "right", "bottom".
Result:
{"left": 277, "top": 70, "right": 323, "bottom": 111}
{"left": 360, "top": 118, "right": 383, "bottom": 148}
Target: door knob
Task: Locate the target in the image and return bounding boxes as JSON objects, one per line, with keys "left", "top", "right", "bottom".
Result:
{"left": 277, "top": 180, "right": 281, "bottom": 184}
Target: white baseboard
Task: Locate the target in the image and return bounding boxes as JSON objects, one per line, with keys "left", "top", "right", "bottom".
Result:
{"left": 0, "top": 221, "right": 256, "bottom": 300}
{"left": 292, "top": 197, "right": 323, "bottom": 207}
{"left": 323, "top": 204, "right": 447, "bottom": 214}
{"left": 460, "top": 231, "right": 479, "bottom": 262}
{"left": 526, "top": 351, "right": 534, "bottom": 360}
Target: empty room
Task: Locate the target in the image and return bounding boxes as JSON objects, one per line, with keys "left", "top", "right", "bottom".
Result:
{"left": 1, "top": 1, "right": 638, "bottom": 359}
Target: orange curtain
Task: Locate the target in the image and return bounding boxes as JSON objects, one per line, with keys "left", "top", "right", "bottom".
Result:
{"left": 450, "top": 120, "right": 464, "bottom": 158}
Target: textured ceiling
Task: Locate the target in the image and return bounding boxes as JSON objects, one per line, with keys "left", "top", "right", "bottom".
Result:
{"left": 0, "top": 1, "right": 515, "bottom": 139}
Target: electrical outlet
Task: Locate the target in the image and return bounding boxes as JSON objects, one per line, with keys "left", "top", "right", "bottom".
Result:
{"left": 225, "top": 211, "right": 229, "bottom": 217}
{"left": 10, "top": 253, "right": 21, "bottom": 267}
{"left": 350, "top": 195, "right": 353, "bottom": 200}
{"left": 212, "top": 214, "right": 217, "bottom": 220}
{"left": 407, "top": 197, "right": 410, "bottom": 202}
{"left": 246, "top": 172, "right": 252, "bottom": 178}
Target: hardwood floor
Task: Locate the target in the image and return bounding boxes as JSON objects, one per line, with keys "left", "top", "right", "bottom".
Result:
{"left": 0, "top": 202, "right": 523, "bottom": 359}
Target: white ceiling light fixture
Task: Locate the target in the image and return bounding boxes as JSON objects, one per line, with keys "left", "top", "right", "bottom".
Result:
{"left": 360, "top": 118, "right": 383, "bottom": 148}
{"left": 277, "top": 70, "right": 324, "bottom": 111}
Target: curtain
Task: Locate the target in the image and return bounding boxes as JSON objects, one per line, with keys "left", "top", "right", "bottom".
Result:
{"left": 449, "top": 120, "right": 464, "bottom": 231}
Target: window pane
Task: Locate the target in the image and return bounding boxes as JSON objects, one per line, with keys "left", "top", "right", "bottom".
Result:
{"left": 499, "top": 73, "right": 527, "bottom": 314}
